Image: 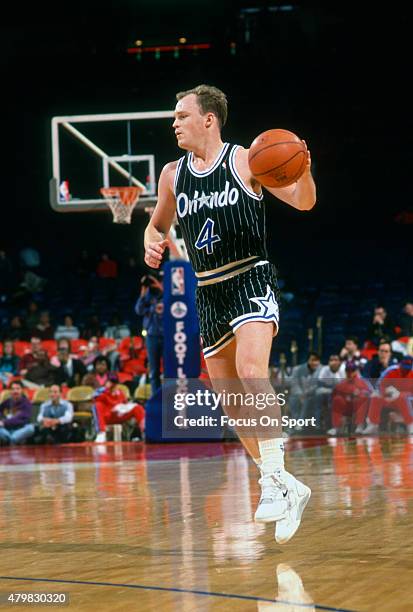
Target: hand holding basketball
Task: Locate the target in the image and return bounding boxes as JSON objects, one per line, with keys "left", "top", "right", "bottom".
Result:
{"left": 144, "top": 238, "right": 169, "bottom": 269}
{"left": 248, "top": 129, "right": 309, "bottom": 188}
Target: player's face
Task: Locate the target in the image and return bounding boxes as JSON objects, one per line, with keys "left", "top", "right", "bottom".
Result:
{"left": 173, "top": 94, "right": 206, "bottom": 150}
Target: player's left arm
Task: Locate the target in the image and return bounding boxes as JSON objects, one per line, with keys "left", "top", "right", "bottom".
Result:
{"left": 238, "top": 145, "right": 316, "bottom": 211}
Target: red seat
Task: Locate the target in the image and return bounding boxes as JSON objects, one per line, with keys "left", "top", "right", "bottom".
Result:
{"left": 25, "top": 388, "right": 36, "bottom": 401}
{"left": 121, "top": 358, "right": 147, "bottom": 376}
{"left": 360, "top": 348, "right": 378, "bottom": 360}
{"left": 42, "top": 339, "right": 57, "bottom": 357}
{"left": 98, "top": 337, "right": 118, "bottom": 351}
{"left": 119, "top": 336, "right": 145, "bottom": 361}
{"left": 71, "top": 338, "right": 88, "bottom": 355}
{"left": 117, "top": 371, "right": 133, "bottom": 383}
{"left": 13, "top": 341, "right": 31, "bottom": 357}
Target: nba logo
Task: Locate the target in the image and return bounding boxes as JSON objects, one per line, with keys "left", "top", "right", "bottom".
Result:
{"left": 171, "top": 267, "right": 185, "bottom": 295}
{"left": 59, "top": 180, "right": 70, "bottom": 202}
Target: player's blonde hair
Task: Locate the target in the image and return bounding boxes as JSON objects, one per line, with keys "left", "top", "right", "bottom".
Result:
{"left": 176, "top": 85, "right": 228, "bottom": 129}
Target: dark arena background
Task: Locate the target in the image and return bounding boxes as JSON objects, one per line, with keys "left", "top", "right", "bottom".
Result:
{"left": 0, "top": 2, "right": 412, "bottom": 611}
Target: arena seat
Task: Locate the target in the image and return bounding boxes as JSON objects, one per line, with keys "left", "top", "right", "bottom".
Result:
{"left": 42, "top": 340, "right": 57, "bottom": 357}
{"left": 13, "top": 341, "right": 31, "bottom": 357}
{"left": 121, "top": 358, "right": 147, "bottom": 377}
{"left": 134, "top": 383, "right": 151, "bottom": 403}
{"left": 70, "top": 339, "right": 88, "bottom": 355}
{"left": 116, "top": 383, "right": 131, "bottom": 400}
{"left": 117, "top": 371, "right": 133, "bottom": 383}
{"left": 98, "top": 337, "right": 117, "bottom": 351}
{"left": 67, "top": 386, "right": 95, "bottom": 430}
{"left": 119, "top": 336, "right": 144, "bottom": 355}
{"left": 67, "top": 386, "right": 94, "bottom": 403}
{"left": 32, "top": 387, "right": 52, "bottom": 404}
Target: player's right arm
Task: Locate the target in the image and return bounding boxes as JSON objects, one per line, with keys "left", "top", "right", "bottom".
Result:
{"left": 144, "top": 161, "right": 178, "bottom": 269}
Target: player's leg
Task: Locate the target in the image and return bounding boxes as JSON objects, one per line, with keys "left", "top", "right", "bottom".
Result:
{"left": 205, "top": 338, "right": 261, "bottom": 461}
{"left": 235, "top": 320, "right": 311, "bottom": 542}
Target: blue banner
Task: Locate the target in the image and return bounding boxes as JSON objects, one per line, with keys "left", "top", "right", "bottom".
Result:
{"left": 162, "top": 261, "right": 200, "bottom": 380}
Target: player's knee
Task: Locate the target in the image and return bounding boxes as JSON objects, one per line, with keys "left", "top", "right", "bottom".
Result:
{"left": 236, "top": 361, "right": 266, "bottom": 380}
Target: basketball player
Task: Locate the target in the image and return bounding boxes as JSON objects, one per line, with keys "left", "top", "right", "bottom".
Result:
{"left": 144, "top": 85, "right": 316, "bottom": 543}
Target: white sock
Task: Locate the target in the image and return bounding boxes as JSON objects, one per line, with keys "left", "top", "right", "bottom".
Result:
{"left": 258, "top": 438, "right": 285, "bottom": 472}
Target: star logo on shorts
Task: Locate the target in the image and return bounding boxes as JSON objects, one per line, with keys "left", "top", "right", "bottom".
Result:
{"left": 249, "top": 285, "right": 279, "bottom": 320}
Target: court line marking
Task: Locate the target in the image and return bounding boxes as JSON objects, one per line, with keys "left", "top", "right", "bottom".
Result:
{"left": 0, "top": 576, "right": 356, "bottom": 611}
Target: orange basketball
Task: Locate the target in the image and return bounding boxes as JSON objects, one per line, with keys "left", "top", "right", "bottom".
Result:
{"left": 248, "top": 129, "right": 308, "bottom": 188}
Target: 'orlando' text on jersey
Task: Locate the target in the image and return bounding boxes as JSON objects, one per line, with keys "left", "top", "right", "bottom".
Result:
{"left": 174, "top": 143, "right": 268, "bottom": 273}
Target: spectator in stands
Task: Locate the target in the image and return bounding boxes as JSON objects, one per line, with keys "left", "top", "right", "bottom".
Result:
{"left": 135, "top": 273, "right": 164, "bottom": 395}
{"left": 81, "top": 336, "right": 102, "bottom": 370}
{"left": 36, "top": 384, "right": 74, "bottom": 444}
{"left": 104, "top": 313, "right": 131, "bottom": 340}
{"left": 93, "top": 373, "right": 145, "bottom": 443}
{"left": 366, "top": 306, "right": 396, "bottom": 346}
{"left": 19, "top": 336, "right": 43, "bottom": 376}
{"left": 53, "top": 340, "right": 86, "bottom": 387}
{"left": 23, "top": 349, "right": 56, "bottom": 388}
{"left": 399, "top": 300, "right": 413, "bottom": 337}
{"left": 30, "top": 310, "right": 54, "bottom": 340}
{"left": 82, "top": 356, "right": 110, "bottom": 389}
{"left": 1, "top": 315, "right": 28, "bottom": 341}
{"left": 327, "top": 362, "right": 372, "bottom": 436}
{"left": 339, "top": 336, "right": 366, "bottom": 368}
{"left": 0, "top": 381, "right": 35, "bottom": 445}
{"left": 54, "top": 315, "right": 80, "bottom": 340}
{"left": 81, "top": 314, "right": 103, "bottom": 340}
{"left": 96, "top": 253, "right": 118, "bottom": 279}
{"left": 315, "top": 354, "right": 346, "bottom": 429}
{"left": 50, "top": 338, "right": 77, "bottom": 365}
{"left": 81, "top": 334, "right": 119, "bottom": 372}
{"left": 288, "top": 353, "right": 322, "bottom": 429}
{"left": 363, "top": 356, "right": 413, "bottom": 435}
{"left": 363, "top": 340, "right": 399, "bottom": 379}
{"left": 25, "top": 301, "right": 40, "bottom": 331}
{"left": 0, "top": 340, "right": 20, "bottom": 385}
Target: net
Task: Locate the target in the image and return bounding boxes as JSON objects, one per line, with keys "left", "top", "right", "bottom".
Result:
{"left": 100, "top": 186, "right": 143, "bottom": 224}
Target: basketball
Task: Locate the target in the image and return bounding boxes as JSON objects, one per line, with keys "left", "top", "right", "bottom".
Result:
{"left": 248, "top": 128, "right": 308, "bottom": 188}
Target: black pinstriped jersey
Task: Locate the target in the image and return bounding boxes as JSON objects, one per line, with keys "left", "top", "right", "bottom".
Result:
{"left": 173, "top": 143, "right": 268, "bottom": 273}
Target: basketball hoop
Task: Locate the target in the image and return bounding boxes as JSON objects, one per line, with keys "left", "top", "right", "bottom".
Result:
{"left": 100, "top": 186, "right": 143, "bottom": 224}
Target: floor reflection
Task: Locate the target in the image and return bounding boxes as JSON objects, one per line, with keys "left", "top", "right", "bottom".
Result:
{"left": 257, "top": 564, "right": 314, "bottom": 611}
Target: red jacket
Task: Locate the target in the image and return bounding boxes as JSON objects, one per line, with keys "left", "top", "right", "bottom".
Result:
{"left": 95, "top": 388, "right": 127, "bottom": 414}
{"left": 379, "top": 366, "right": 413, "bottom": 395}
{"left": 332, "top": 376, "right": 372, "bottom": 401}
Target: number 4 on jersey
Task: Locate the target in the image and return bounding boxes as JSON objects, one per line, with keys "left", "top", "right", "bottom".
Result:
{"left": 195, "top": 218, "right": 221, "bottom": 255}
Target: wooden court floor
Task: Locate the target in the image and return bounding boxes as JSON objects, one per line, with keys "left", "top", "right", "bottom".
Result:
{"left": 0, "top": 437, "right": 412, "bottom": 611}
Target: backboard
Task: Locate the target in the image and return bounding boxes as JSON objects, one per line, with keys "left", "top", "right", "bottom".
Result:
{"left": 49, "top": 110, "right": 175, "bottom": 214}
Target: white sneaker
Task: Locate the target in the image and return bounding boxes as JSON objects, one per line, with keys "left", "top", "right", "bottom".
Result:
{"left": 95, "top": 431, "right": 107, "bottom": 443}
{"left": 275, "top": 472, "right": 311, "bottom": 544}
{"left": 327, "top": 428, "right": 337, "bottom": 436}
{"left": 254, "top": 464, "right": 289, "bottom": 523}
{"left": 363, "top": 423, "right": 379, "bottom": 435}
{"left": 355, "top": 424, "right": 365, "bottom": 434}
